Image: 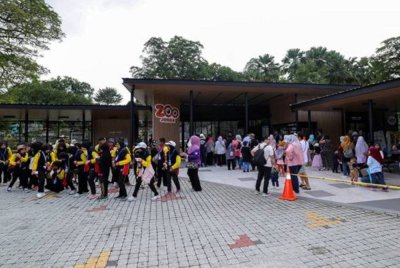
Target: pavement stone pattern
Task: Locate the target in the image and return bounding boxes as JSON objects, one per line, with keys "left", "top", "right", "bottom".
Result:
{"left": 0, "top": 176, "right": 400, "bottom": 268}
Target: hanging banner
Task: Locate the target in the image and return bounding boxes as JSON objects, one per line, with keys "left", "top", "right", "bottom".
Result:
{"left": 154, "top": 104, "right": 180, "bottom": 123}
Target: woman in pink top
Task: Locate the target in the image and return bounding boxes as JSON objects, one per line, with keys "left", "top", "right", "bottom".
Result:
{"left": 284, "top": 134, "right": 304, "bottom": 193}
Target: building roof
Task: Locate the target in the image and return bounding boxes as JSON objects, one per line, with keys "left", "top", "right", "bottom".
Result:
{"left": 122, "top": 78, "right": 357, "bottom": 105}
{"left": 0, "top": 103, "right": 150, "bottom": 111}
{"left": 290, "top": 78, "right": 400, "bottom": 111}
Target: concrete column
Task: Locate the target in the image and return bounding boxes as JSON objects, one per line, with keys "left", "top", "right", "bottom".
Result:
{"left": 368, "top": 100, "right": 374, "bottom": 144}
{"left": 24, "top": 110, "right": 28, "bottom": 142}
{"left": 245, "top": 93, "right": 249, "bottom": 134}
{"left": 130, "top": 85, "right": 136, "bottom": 147}
{"left": 82, "top": 110, "right": 86, "bottom": 142}
{"left": 189, "top": 90, "right": 194, "bottom": 136}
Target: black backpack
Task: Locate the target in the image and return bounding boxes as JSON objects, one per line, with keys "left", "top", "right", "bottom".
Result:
{"left": 253, "top": 144, "right": 267, "bottom": 166}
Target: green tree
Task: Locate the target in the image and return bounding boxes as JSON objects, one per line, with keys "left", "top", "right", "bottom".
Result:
{"left": 0, "top": 0, "right": 64, "bottom": 89}
{"left": 374, "top": 36, "right": 400, "bottom": 80}
{"left": 130, "top": 36, "right": 209, "bottom": 79}
{"left": 94, "top": 87, "right": 123, "bottom": 105}
{"left": 1, "top": 77, "right": 93, "bottom": 104}
{"left": 205, "top": 63, "right": 244, "bottom": 81}
{"left": 281, "top": 49, "right": 305, "bottom": 82}
{"left": 280, "top": 47, "right": 358, "bottom": 84}
{"left": 244, "top": 54, "right": 280, "bottom": 82}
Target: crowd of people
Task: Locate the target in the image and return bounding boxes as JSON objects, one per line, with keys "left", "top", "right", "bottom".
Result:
{"left": 194, "top": 130, "right": 389, "bottom": 194}
{"left": 0, "top": 135, "right": 202, "bottom": 200}
{"left": 0, "top": 130, "right": 390, "bottom": 200}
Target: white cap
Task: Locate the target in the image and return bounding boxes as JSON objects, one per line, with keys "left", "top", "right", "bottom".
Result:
{"left": 135, "top": 142, "right": 147, "bottom": 149}
{"left": 71, "top": 139, "right": 77, "bottom": 146}
{"left": 166, "top": 140, "right": 176, "bottom": 147}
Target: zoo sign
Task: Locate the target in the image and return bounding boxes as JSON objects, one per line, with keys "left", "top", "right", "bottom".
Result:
{"left": 154, "top": 104, "right": 180, "bottom": 123}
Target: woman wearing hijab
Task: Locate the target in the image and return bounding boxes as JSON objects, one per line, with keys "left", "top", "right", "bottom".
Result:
{"left": 187, "top": 135, "right": 202, "bottom": 191}
{"left": 214, "top": 136, "right": 226, "bottom": 166}
{"left": 340, "top": 136, "right": 354, "bottom": 176}
{"left": 355, "top": 136, "right": 369, "bottom": 167}
{"left": 364, "top": 147, "right": 387, "bottom": 191}
{"left": 205, "top": 136, "right": 215, "bottom": 166}
{"left": 284, "top": 135, "right": 304, "bottom": 193}
{"left": 128, "top": 142, "right": 160, "bottom": 201}
{"left": 113, "top": 140, "right": 131, "bottom": 200}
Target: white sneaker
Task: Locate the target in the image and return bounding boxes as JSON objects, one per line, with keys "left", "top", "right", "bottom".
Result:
{"left": 37, "top": 192, "right": 45, "bottom": 199}
{"left": 6, "top": 187, "right": 11, "bottom": 192}
{"left": 262, "top": 193, "right": 270, "bottom": 197}
{"left": 74, "top": 193, "right": 81, "bottom": 197}
{"left": 127, "top": 196, "right": 136, "bottom": 202}
{"left": 69, "top": 190, "right": 76, "bottom": 195}
{"left": 44, "top": 189, "right": 50, "bottom": 193}
{"left": 255, "top": 191, "right": 261, "bottom": 195}
{"left": 24, "top": 188, "right": 31, "bottom": 193}
{"left": 151, "top": 195, "right": 161, "bottom": 201}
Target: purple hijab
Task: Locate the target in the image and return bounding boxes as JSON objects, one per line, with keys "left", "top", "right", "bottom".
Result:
{"left": 188, "top": 135, "right": 201, "bottom": 164}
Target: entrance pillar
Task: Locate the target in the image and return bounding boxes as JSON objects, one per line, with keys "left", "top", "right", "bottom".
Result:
{"left": 307, "top": 110, "right": 312, "bottom": 134}
{"left": 82, "top": 110, "right": 86, "bottom": 142}
{"left": 245, "top": 93, "right": 249, "bottom": 134}
{"left": 130, "top": 85, "right": 136, "bottom": 147}
{"left": 368, "top": 99, "right": 374, "bottom": 144}
{"left": 189, "top": 90, "right": 194, "bottom": 136}
{"left": 24, "top": 110, "right": 28, "bottom": 142}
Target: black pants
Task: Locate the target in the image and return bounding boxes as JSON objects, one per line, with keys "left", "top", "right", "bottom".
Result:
{"left": 169, "top": 171, "right": 181, "bottom": 192}
{"left": 99, "top": 168, "right": 110, "bottom": 197}
{"left": 28, "top": 171, "right": 37, "bottom": 188}
{"left": 45, "top": 179, "right": 64, "bottom": 193}
{"left": 255, "top": 166, "right": 271, "bottom": 194}
{"left": 88, "top": 168, "right": 97, "bottom": 195}
{"left": 9, "top": 167, "right": 28, "bottom": 189}
{"left": 132, "top": 177, "right": 158, "bottom": 197}
{"left": 206, "top": 152, "right": 214, "bottom": 166}
{"left": 157, "top": 169, "right": 171, "bottom": 190}
{"left": 289, "top": 165, "right": 301, "bottom": 193}
{"left": 0, "top": 163, "right": 10, "bottom": 183}
{"left": 66, "top": 172, "right": 76, "bottom": 191}
{"left": 37, "top": 171, "right": 45, "bottom": 193}
{"left": 227, "top": 159, "right": 236, "bottom": 170}
{"left": 78, "top": 168, "right": 89, "bottom": 194}
{"left": 188, "top": 168, "right": 202, "bottom": 191}
{"left": 116, "top": 168, "right": 127, "bottom": 197}
{"left": 111, "top": 167, "right": 118, "bottom": 183}
{"left": 216, "top": 154, "right": 224, "bottom": 166}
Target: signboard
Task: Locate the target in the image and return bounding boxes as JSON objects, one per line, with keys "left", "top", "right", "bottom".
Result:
{"left": 154, "top": 104, "right": 180, "bottom": 123}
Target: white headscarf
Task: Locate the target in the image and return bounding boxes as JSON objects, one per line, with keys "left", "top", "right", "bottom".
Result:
{"left": 355, "top": 136, "right": 368, "bottom": 163}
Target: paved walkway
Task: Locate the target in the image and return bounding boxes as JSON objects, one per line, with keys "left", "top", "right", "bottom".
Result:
{"left": 179, "top": 166, "right": 400, "bottom": 213}
{"left": 1, "top": 174, "right": 400, "bottom": 268}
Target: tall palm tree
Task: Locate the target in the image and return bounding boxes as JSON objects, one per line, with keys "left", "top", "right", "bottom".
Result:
{"left": 244, "top": 54, "right": 280, "bottom": 82}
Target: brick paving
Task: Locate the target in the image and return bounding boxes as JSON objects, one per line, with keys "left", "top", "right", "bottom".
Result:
{"left": 0, "top": 177, "right": 400, "bottom": 268}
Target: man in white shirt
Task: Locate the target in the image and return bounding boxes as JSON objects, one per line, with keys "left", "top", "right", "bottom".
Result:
{"left": 251, "top": 136, "right": 275, "bottom": 196}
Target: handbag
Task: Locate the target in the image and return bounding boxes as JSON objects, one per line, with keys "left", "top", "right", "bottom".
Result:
{"left": 186, "top": 162, "right": 198, "bottom": 169}
{"left": 142, "top": 165, "right": 155, "bottom": 184}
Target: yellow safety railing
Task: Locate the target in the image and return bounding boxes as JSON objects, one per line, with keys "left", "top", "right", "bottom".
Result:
{"left": 288, "top": 173, "right": 400, "bottom": 190}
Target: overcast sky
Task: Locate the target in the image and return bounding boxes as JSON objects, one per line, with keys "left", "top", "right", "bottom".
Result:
{"left": 40, "top": 0, "right": 400, "bottom": 102}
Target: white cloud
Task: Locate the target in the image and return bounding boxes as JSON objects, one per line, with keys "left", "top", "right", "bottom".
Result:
{"left": 40, "top": 0, "right": 400, "bottom": 102}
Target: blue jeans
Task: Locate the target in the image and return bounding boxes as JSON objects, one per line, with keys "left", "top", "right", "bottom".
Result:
{"left": 242, "top": 161, "right": 250, "bottom": 172}
{"left": 361, "top": 172, "right": 386, "bottom": 185}
{"left": 289, "top": 165, "right": 301, "bottom": 193}
{"left": 342, "top": 161, "right": 349, "bottom": 176}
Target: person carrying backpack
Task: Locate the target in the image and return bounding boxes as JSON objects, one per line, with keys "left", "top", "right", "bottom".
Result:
{"left": 251, "top": 136, "right": 275, "bottom": 196}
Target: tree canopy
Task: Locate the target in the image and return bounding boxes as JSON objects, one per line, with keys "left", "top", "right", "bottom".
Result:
{"left": 0, "top": 0, "right": 64, "bottom": 90}
{"left": 94, "top": 87, "right": 123, "bottom": 105}
{"left": 131, "top": 35, "right": 400, "bottom": 85}
{"left": 1, "top": 76, "right": 94, "bottom": 105}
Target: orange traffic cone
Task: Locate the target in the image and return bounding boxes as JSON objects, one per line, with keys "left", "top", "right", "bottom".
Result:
{"left": 280, "top": 172, "right": 297, "bottom": 201}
